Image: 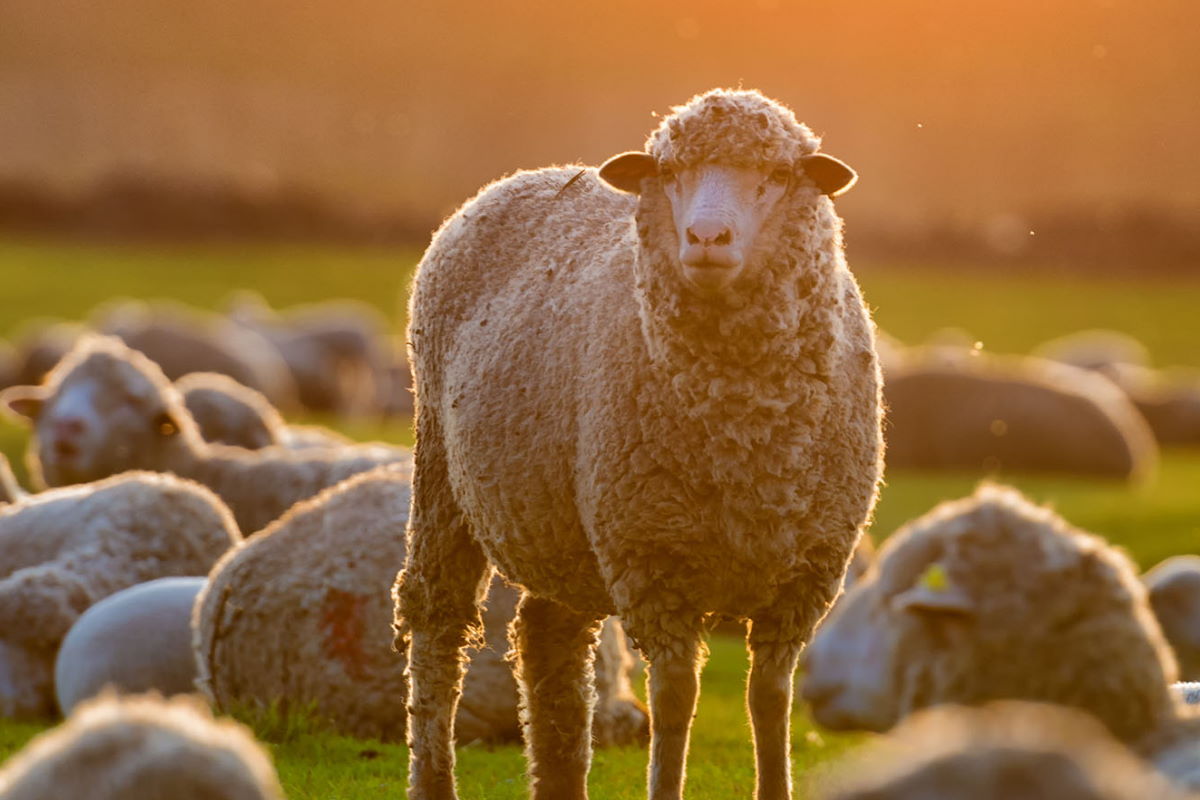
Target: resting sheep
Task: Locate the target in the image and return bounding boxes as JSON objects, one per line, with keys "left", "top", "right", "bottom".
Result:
{"left": 820, "top": 701, "right": 1184, "bottom": 800}
{"left": 226, "top": 291, "right": 391, "bottom": 417}
{"left": 397, "top": 88, "right": 882, "bottom": 800}
{"left": 0, "top": 335, "right": 410, "bottom": 533}
{"left": 0, "top": 692, "right": 283, "bottom": 800}
{"left": 194, "top": 468, "right": 647, "bottom": 745}
{"left": 802, "top": 484, "right": 1200, "bottom": 789}
{"left": 0, "top": 472, "right": 238, "bottom": 718}
{"left": 93, "top": 299, "right": 298, "bottom": 410}
{"left": 55, "top": 577, "right": 207, "bottom": 715}
{"left": 175, "top": 371, "right": 349, "bottom": 451}
{"left": 884, "top": 350, "right": 1157, "bottom": 479}
{"left": 1146, "top": 556, "right": 1200, "bottom": 682}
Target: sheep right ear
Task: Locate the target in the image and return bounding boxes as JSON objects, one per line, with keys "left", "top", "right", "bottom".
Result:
{"left": 0, "top": 385, "right": 45, "bottom": 423}
{"left": 599, "top": 152, "right": 657, "bottom": 194}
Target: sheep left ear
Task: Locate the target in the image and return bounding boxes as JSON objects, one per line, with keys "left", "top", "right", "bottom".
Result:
{"left": 800, "top": 154, "right": 858, "bottom": 197}
{"left": 0, "top": 385, "right": 45, "bottom": 423}
{"left": 599, "top": 152, "right": 657, "bottom": 194}
{"left": 890, "top": 563, "right": 975, "bottom": 618}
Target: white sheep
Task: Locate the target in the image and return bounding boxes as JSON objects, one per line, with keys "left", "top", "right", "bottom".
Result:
{"left": 884, "top": 349, "right": 1158, "bottom": 479}
{"left": 93, "top": 298, "right": 298, "bottom": 410}
{"left": 175, "top": 371, "right": 349, "bottom": 451}
{"left": 0, "top": 692, "right": 284, "bottom": 799}
{"left": 820, "top": 701, "right": 1186, "bottom": 800}
{"left": 194, "top": 468, "right": 646, "bottom": 745}
{"left": 802, "top": 484, "right": 1200, "bottom": 790}
{"left": 396, "top": 88, "right": 882, "bottom": 800}
{"left": 226, "top": 291, "right": 391, "bottom": 417}
{"left": 1145, "top": 556, "right": 1200, "bottom": 681}
{"left": 0, "top": 334, "right": 410, "bottom": 533}
{"left": 0, "top": 471, "right": 238, "bottom": 718}
{"left": 55, "top": 577, "right": 207, "bottom": 715}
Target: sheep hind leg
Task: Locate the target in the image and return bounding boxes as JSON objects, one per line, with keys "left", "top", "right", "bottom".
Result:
{"left": 746, "top": 620, "right": 806, "bottom": 800}
{"left": 394, "top": 438, "right": 492, "bottom": 800}
{"left": 510, "top": 594, "right": 603, "bottom": 800}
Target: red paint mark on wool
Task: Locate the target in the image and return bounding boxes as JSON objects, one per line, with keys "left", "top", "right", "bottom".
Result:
{"left": 320, "top": 588, "right": 370, "bottom": 681}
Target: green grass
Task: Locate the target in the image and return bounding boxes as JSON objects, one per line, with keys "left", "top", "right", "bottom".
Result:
{"left": 1, "top": 235, "right": 1200, "bottom": 797}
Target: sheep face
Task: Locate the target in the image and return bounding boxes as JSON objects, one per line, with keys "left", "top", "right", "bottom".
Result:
{"left": 802, "top": 554, "right": 975, "bottom": 733}
{"left": 2, "top": 340, "right": 190, "bottom": 487}
{"left": 802, "top": 488, "right": 1179, "bottom": 743}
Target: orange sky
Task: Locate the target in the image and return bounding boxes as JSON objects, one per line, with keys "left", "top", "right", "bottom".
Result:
{"left": 1, "top": 0, "right": 1197, "bottom": 233}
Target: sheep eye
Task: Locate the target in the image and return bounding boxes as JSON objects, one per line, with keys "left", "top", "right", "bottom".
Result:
{"left": 659, "top": 165, "right": 676, "bottom": 184}
{"left": 769, "top": 166, "right": 792, "bottom": 185}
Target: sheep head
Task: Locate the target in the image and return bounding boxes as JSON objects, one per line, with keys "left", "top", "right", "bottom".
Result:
{"left": 0, "top": 335, "right": 195, "bottom": 488}
{"left": 598, "top": 89, "right": 855, "bottom": 296}
{"left": 800, "top": 485, "right": 1179, "bottom": 743}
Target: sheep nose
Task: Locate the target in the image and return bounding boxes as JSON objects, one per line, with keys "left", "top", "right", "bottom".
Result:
{"left": 685, "top": 220, "right": 733, "bottom": 247}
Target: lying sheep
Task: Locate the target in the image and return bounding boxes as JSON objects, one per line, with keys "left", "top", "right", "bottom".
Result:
{"left": 821, "top": 701, "right": 1184, "bottom": 800}
{"left": 1033, "top": 328, "right": 1151, "bottom": 374}
{"left": 0, "top": 472, "right": 238, "bottom": 718}
{"left": 0, "top": 692, "right": 283, "bottom": 799}
{"left": 0, "top": 335, "right": 410, "bottom": 533}
{"left": 884, "top": 351, "right": 1158, "bottom": 480}
{"left": 1034, "top": 331, "right": 1200, "bottom": 446}
{"left": 55, "top": 577, "right": 207, "bottom": 715}
{"left": 1146, "top": 556, "right": 1200, "bottom": 682}
{"left": 227, "top": 291, "right": 391, "bottom": 417}
{"left": 94, "top": 299, "right": 298, "bottom": 410}
{"left": 195, "top": 468, "right": 647, "bottom": 745}
{"left": 175, "top": 371, "right": 349, "bottom": 451}
{"left": 398, "top": 88, "right": 882, "bottom": 800}
{"left": 802, "top": 484, "right": 1200, "bottom": 788}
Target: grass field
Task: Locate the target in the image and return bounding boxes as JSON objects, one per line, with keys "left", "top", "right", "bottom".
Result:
{"left": 1, "top": 235, "right": 1199, "bottom": 798}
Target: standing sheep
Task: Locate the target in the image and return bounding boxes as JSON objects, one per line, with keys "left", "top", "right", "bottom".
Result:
{"left": 801, "top": 485, "right": 1200, "bottom": 789}
{"left": 820, "top": 701, "right": 1185, "bottom": 800}
{"left": 0, "top": 692, "right": 283, "bottom": 800}
{"left": 0, "top": 472, "right": 238, "bottom": 718}
{"left": 0, "top": 335, "right": 410, "bottom": 533}
{"left": 397, "top": 88, "right": 882, "bottom": 800}
{"left": 194, "top": 468, "right": 646, "bottom": 745}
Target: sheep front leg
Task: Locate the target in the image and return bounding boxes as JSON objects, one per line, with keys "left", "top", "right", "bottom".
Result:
{"left": 510, "top": 594, "right": 603, "bottom": 800}
{"left": 633, "top": 622, "right": 705, "bottom": 800}
{"left": 745, "top": 633, "right": 803, "bottom": 800}
{"left": 394, "top": 439, "right": 492, "bottom": 800}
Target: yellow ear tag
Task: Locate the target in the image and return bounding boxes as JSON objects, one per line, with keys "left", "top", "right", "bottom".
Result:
{"left": 918, "top": 563, "right": 949, "bottom": 593}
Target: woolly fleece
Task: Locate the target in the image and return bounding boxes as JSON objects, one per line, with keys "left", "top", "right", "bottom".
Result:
{"left": 6, "top": 335, "right": 410, "bottom": 533}
{"left": 0, "top": 472, "right": 238, "bottom": 718}
{"left": 194, "top": 468, "right": 646, "bottom": 744}
{"left": 0, "top": 692, "right": 283, "bottom": 800}
{"left": 398, "top": 88, "right": 882, "bottom": 798}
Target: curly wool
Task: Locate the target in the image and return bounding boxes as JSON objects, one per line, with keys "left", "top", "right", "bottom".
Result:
{"left": 822, "top": 701, "right": 1185, "bottom": 800}
{"left": 648, "top": 89, "right": 821, "bottom": 169}
{"left": 195, "top": 469, "right": 646, "bottom": 744}
{"left": 13, "top": 335, "right": 409, "bottom": 533}
{"left": 0, "top": 471, "right": 239, "bottom": 717}
{"left": 0, "top": 692, "right": 283, "bottom": 800}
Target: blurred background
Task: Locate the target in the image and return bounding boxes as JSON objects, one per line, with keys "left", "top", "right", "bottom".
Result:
{"left": 2, "top": 0, "right": 1198, "bottom": 269}
{"left": 0, "top": 0, "right": 1198, "bottom": 550}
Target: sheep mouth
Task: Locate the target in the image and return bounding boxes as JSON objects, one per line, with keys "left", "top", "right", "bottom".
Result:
{"left": 51, "top": 439, "right": 80, "bottom": 461}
